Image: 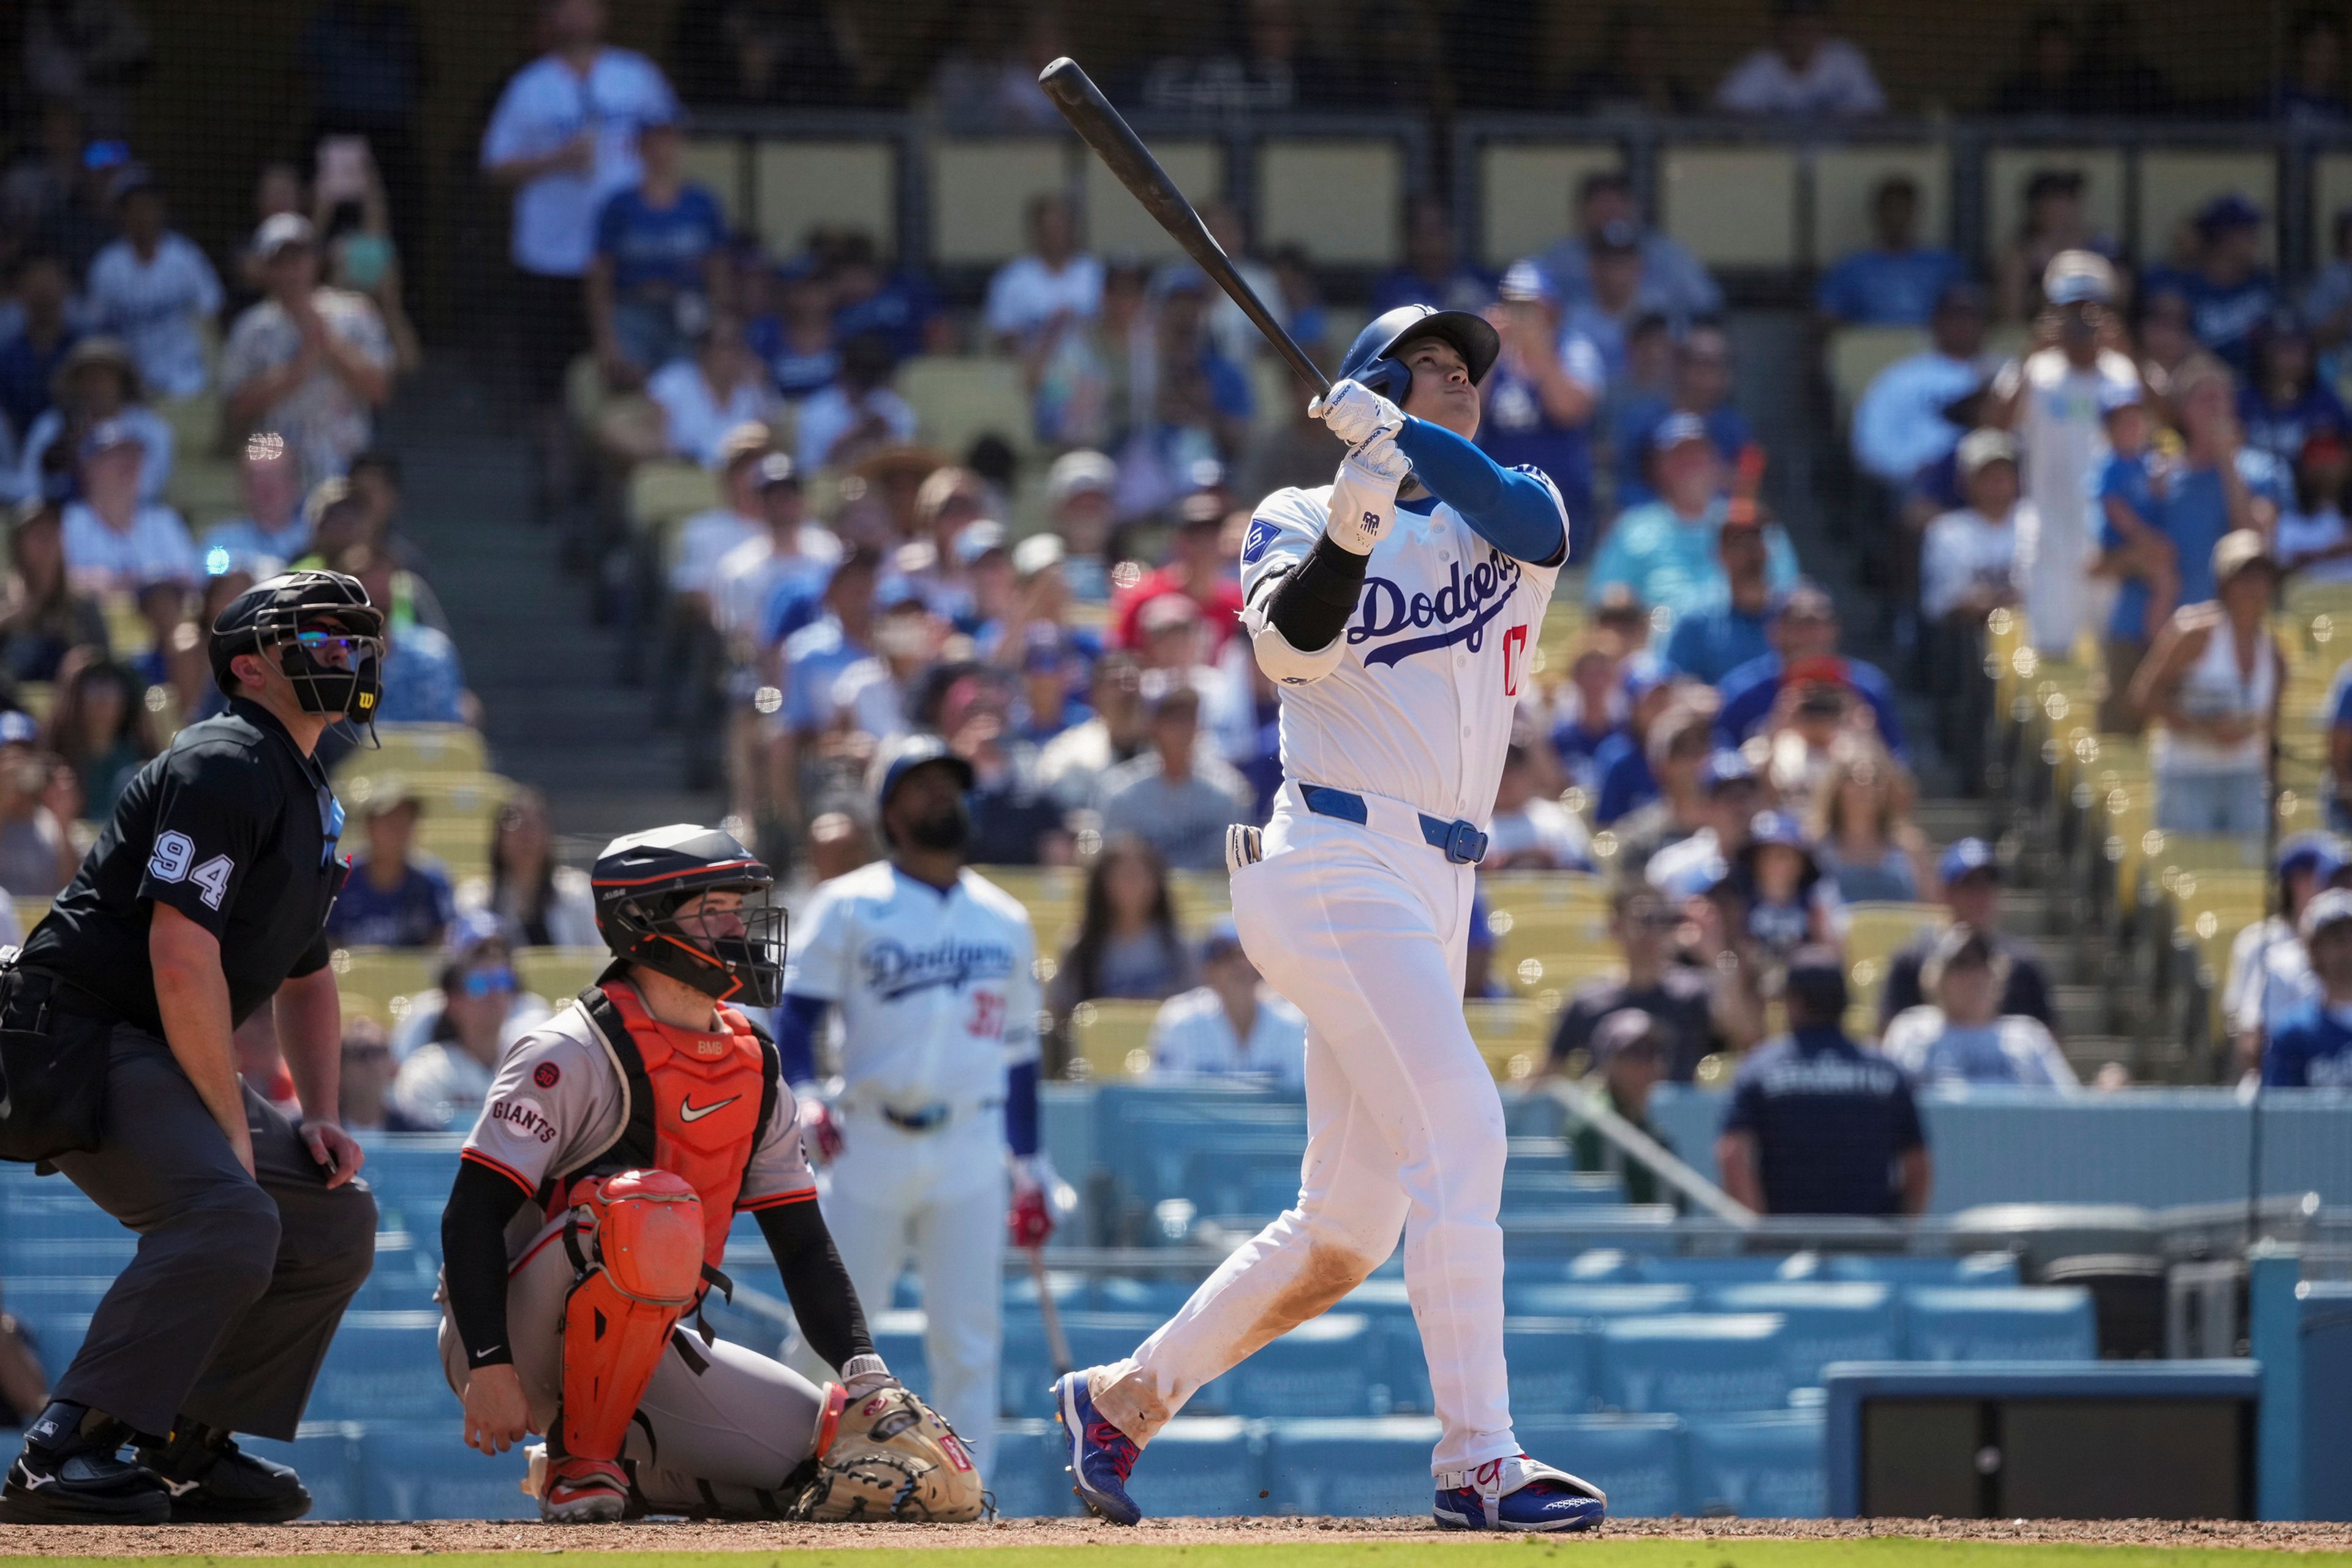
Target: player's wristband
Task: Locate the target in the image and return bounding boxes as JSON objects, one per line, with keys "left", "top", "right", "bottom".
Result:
{"left": 841, "top": 1352, "right": 891, "bottom": 1384}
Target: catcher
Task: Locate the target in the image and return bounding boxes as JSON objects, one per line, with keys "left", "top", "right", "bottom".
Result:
{"left": 435, "top": 824, "right": 981, "bottom": 1523}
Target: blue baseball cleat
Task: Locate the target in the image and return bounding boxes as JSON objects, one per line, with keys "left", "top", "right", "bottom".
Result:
{"left": 1052, "top": 1370, "right": 1142, "bottom": 1526}
{"left": 1433, "top": 1454, "right": 1608, "bottom": 1532}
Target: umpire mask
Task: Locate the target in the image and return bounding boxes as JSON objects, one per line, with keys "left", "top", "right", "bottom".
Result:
{"left": 209, "top": 571, "right": 386, "bottom": 724}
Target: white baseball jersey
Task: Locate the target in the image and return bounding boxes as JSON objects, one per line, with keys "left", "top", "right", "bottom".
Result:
{"left": 781, "top": 861, "right": 1039, "bottom": 1109}
{"left": 1241, "top": 482, "right": 1564, "bottom": 825}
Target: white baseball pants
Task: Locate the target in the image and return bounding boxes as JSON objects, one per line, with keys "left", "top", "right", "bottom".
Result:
{"left": 1091, "top": 793, "right": 1519, "bottom": 1476}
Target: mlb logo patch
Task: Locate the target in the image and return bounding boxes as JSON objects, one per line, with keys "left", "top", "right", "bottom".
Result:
{"left": 1242, "top": 517, "right": 1278, "bottom": 565}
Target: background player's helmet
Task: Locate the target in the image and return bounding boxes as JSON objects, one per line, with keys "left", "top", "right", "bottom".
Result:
{"left": 1335, "top": 304, "right": 1501, "bottom": 404}
{"left": 592, "top": 824, "right": 785, "bottom": 1007}
{"left": 208, "top": 570, "right": 386, "bottom": 723}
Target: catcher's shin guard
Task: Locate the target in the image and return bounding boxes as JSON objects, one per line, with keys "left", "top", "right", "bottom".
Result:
{"left": 556, "top": 1169, "right": 705, "bottom": 1464}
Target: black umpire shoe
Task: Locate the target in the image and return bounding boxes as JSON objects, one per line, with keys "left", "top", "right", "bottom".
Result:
{"left": 0, "top": 1401, "right": 169, "bottom": 1525}
{"left": 139, "top": 1421, "right": 312, "bottom": 1524}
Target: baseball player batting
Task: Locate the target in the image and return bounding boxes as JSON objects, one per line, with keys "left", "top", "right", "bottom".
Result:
{"left": 1053, "top": 307, "right": 1608, "bottom": 1534}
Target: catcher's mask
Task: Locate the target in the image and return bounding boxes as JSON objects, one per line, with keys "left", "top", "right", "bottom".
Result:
{"left": 208, "top": 570, "right": 385, "bottom": 729}
{"left": 592, "top": 824, "right": 785, "bottom": 1007}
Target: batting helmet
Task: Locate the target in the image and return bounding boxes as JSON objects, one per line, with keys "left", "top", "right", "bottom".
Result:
{"left": 1334, "top": 304, "right": 1501, "bottom": 404}
{"left": 591, "top": 824, "right": 785, "bottom": 1006}
{"left": 872, "top": 732, "right": 975, "bottom": 819}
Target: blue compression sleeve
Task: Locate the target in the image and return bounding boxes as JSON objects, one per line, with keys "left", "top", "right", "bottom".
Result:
{"left": 774, "top": 992, "right": 829, "bottom": 1086}
{"left": 1393, "top": 415, "right": 1569, "bottom": 566}
{"left": 1005, "top": 1058, "right": 1041, "bottom": 1158}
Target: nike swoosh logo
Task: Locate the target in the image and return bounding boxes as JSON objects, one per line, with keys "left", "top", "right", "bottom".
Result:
{"left": 678, "top": 1096, "right": 739, "bottom": 1123}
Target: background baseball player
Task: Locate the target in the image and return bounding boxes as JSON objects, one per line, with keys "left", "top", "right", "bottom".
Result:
{"left": 776, "top": 733, "right": 1049, "bottom": 1482}
{"left": 436, "top": 824, "right": 976, "bottom": 1523}
{"left": 1053, "top": 305, "right": 1608, "bottom": 1534}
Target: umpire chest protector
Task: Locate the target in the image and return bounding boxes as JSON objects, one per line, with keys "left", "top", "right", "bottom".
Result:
{"left": 558, "top": 978, "right": 780, "bottom": 1273}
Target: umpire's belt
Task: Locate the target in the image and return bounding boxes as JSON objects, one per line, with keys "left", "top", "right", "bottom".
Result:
{"left": 1297, "top": 783, "right": 1488, "bottom": 865}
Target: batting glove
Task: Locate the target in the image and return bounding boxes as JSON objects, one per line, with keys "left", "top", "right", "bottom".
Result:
{"left": 1311, "top": 378, "right": 1406, "bottom": 454}
{"left": 797, "top": 1097, "right": 845, "bottom": 1163}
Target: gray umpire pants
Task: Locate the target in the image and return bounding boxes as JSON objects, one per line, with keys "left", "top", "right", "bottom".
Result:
{"left": 47, "top": 1017, "right": 377, "bottom": 1441}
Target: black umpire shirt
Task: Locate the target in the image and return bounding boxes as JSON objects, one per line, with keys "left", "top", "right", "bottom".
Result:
{"left": 22, "top": 698, "right": 347, "bottom": 1035}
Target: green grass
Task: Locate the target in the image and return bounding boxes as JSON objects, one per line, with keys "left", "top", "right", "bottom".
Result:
{"left": 9, "top": 1545, "right": 2348, "bottom": 1568}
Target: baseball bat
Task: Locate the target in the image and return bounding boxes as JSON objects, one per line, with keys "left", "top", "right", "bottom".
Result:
{"left": 1027, "top": 1245, "right": 1074, "bottom": 1377}
{"left": 1038, "top": 57, "right": 1329, "bottom": 397}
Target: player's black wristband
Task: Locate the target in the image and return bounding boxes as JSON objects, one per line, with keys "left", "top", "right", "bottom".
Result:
{"left": 1264, "top": 532, "right": 1370, "bottom": 652}
{"left": 755, "top": 1200, "right": 875, "bottom": 1371}
{"left": 443, "top": 1159, "right": 531, "bottom": 1369}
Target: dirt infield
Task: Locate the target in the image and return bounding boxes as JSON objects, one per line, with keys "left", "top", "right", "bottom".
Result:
{"left": 1, "top": 1517, "right": 2348, "bottom": 1555}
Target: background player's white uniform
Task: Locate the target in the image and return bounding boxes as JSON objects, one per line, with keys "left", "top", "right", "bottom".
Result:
{"left": 781, "top": 861, "right": 1039, "bottom": 1477}
{"left": 1089, "top": 474, "right": 1562, "bottom": 1478}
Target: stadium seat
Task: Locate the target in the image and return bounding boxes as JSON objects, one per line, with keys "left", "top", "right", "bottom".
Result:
{"left": 1506, "top": 1282, "right": 1695, "bottom": 1318}
{"left": 897, "top": 356, "right": 1034, "bottom": 460}
{"left": 331, "top": 948, "right": 440, "bottom": 1022}
{"left": 1123, "top": 1417, "right": 1262, "bottom": 1518}
{"left": 1476, "top": 142, "right": 1622, "bottom": 269}
{"left": 311, "top": 1310, "right": 453, "bottom": 1422}
{"left": 515, "top": 946, "right": 607, "bottom": 1004}
{"left": 357, "top": 723, "right": 489, "bottom": 780}
{"left": 1207, "top": 1313, "right": 1379, "bottom": 1419}
{"left": 1069, "top": 998, "right": 1161, "bottom": 1081}
{"left": 1504, "top": 1318, "right": 1600, "bottom": 1416}
{"left": 867, "top": 1308, "right": 930, "bottom": 1395}
{"left": 2135, "top": 149, "right": 2275, "bottom": 265}
{"left": 1595, "top": 1313, "right": 1790, "bottom": 1415}
{"left": 625, "top": 460, "right": 720, "bottom": 536}
{"left": 1685, "top": 1409, "right": 1827, "bottom": 1518}
{"left": 990, "top": 1419, "right": 1081, "bottom": 1518}
{"left": 682, "top": 135, "right": 745, "bottom": 217}
{"left": 1640, "top": 1254, "right": 1821, "bottom": 1286}
{"left": 1513, "top": 1413, "right": 1687, "bottom": 1518}
{"left": 931, "top": 139, "right": 1067, "bottom": 266}
{"left": 1256, "top": 138, "right": 1403, "bottom": 266}
{"left": 1660, "top": 145, "right": 1798, "bottom": 270}
{"left": 752, "top": 138, "right": 895, "bottom": 258}
{"left": 1823, "top": 1253, "right": 2019, "bottom": 1286}
{"left": 361, "top": 1419, "right": 536, "bottom": 1520}
{"left": 1001, "top": 1311, "right": 1161, "bottom": 1419}
{"left": 239, "top": 1424, "right": 364, "bottom": 1521}
{"left": 1085, "top": 140, "right": 1222, "bottom": 261}
{"left": 1706, "top": 1282, "right": 1899, "bottom": 1387}
{"left": 1902, "top": 1286, "right": 2099, "bottom": 1363}
{"left": 165, "top": 458, "right": 241, "bottom": 523}
{"left": 1262, "top": 1415, "right": 1442, "bottom": 1517}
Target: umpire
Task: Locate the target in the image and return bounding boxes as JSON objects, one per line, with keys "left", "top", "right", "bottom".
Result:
{"left": 0, "top": 570, "right": 383, "bottom": 1525}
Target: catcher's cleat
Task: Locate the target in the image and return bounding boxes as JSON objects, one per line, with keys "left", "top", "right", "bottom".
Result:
{"left": 540, "top": 1454, "right": 628, "bottom": 1523}
{"left": 1433, "top": 1453, "right": 1606, "bottom": 1533}
{"left": 139, "top": 1422, "right": 311, "bottom": 1523}
{"left": 1053, "top": 1371, "right": 1141, "bottom": 1526}
{"left": 0, "top": 1403, "right": 167, "bottom": 1525}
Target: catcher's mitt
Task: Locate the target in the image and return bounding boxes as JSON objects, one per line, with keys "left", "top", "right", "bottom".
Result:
{"left": 793, "top": 1384, "right": 987, "bottom": 1521}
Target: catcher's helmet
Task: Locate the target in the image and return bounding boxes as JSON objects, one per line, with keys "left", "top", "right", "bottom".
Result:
{"left": 1334, "top": 304, "right": 1501, "bottom": 404}
{"left": 208, "top": 569, "right": 385, "bottom": 723}
{"left": 592, "top": 824, "right": 785, "bottom": 1007}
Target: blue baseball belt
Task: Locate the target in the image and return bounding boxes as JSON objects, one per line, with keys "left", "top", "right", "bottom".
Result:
{"left": 1298, "top": 783, "right": 1489, "bottom": 866}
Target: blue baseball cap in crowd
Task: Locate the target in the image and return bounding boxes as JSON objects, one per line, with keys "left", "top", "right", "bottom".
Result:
{"left": 2276, "top": 831, "right": 2345, "bottom": 884}
{"left": 954, "top": 519, "right": 1008, "bottom": 567}
{"left": 1499, "top": 260, "right": 1561, "bottom": 307}
{"left": 871, "top": 731, "right": 974, "bottom": 817}
{"left": 1700, "top": 750, "right": 1758, "bottom": 793}
{"left": 2196, "top": 192, "right": 2263, "bottom": 235}
{"left": 1198, "top": 918, "right": 1246, "bottom": 962}
{"left": 1746, "top": 809, "right": 1810, "bottom": 850}
{"left": 2301, "top": 887, "right": 2352, "bottom": 941}
{"left": 0, "top": 711, "right": 37, "bottom": 748}
{"left": 79, "top": 417, "right": 147, "bottom": 461}
{"left": 1939, "top": 837, "right": 2001, "bottom": 884}
{"left": 2099, "top": 380, "right": 2146, "bottom": 416}
{"left": 1649, "top": 412, "right": 1713, "bottom": 456}
{"left": 443, "top": 907, "right": 509, "bottom": 960}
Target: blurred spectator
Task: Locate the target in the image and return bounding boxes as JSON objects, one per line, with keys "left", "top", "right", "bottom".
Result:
{"left": 1816, "top": 177, "right": 1965, "bottom": 328}
{"left": 1028, "top": 257, "right": 1149, "bottom": 453}
{"left": 45, "top": 649, "right": 149, "bottom": 820}
{"left": 12, "top": 336, "right": 173, "bottom": 507}
{"left": 774, "top": 545, "right": 881, "bottom": 748}
{"left": 2279, "top": 434, "right": 2352, "bottom": 581}
{"left": 1567, "top": 7, "right": 1697, "bottom": 113}
{"left": 1921, "top": 428, "right": 2026, "bottom": 627}
{"left": 86, "top": 173, "right": 221, "bottom": 399}
{"left": 1995, "top": 171, "right": 2117, "bottom": 325}
{"left": 823, "top": 231, "right": 953, "bottom": 362}
{"left": 1548, "top": 638, "right": 1627, "bottom": 791}
{"left": 221, "top": 213, "right": 393, "bottom": 486}
{"left": 1807, "top": 734, "right": 1934, "bottom": 903}
{"left": 301, "top": 4, "right": 428, "bottom": 249}
{"left": 2272, "top": 9, "right": 2349, "bottom": 124}
{"left": 203, "top": 436, "right": 307, "bottom": 566}
{"left": 2070, "top": 1, "right": 2174, "bottom": 113}
{"left": 1533, "top": 172, "right": 1722, "bottom": 323}
{"left": 344, "top": 546, "right": 470, "bottom": 725}
{"left": 748, "top": 268, "right": 839, "bottom": 401}
{"left": 1648, "top": 748, "right": 1763, "bottom": 900}
{"left": 1044, "top": 451, "right": 1119, "bottom": 603}
{"left": 1176, "top": 202, "right": 1289, "bottom": 371}
{"left": 1475, "top": 262, "right": 1604, "bottom": 546}
{"left": 829, "top": 589, "right": 943, "bottom": 742}
{"left": 1242, "top": 386, "right": 1343, "bottom": 506}
{"left": 1610, "top": 700, "right": 1721, "bottom": 869}
{"left": 1713, "top": 0, "right": 1885, "bottom": 116}
{"left": 318, "top": 154, "right": 423, "bottom": 378}
{"left": 985, "top": 193, "right": 1101, "bottom": 353}
{"left": 455, "top": 786, "right": 599, "bottom": 948}
{"left": 1882, "top": 925, "right": 2076, "bottom": 1087}
{"left": 2225, "top": 832, "right": 2340, "bottom": 1076}
{"left": 1612, "top": 321, "right": 1751, "bottom": 511}
{"left": 1047, "top": 834, "right": 1194, "bottom": 1023}
{"left": 1147, "top": 919, "right": 1306, "bottom": 1087}
{"left": 60, "top": 418, "right": 196, "bottom": 590}
{"left": 927, "top": 2, "right": 1063, "bottom": 126}
{"left": 938, "top": 665, "right": 1066, "bottom": 865}
{"left": 795, "top": 333, "right": 917, "bottom": 474}
{"left": 1665, "top": 513, "right": 1777, "bottom": 685}
{"left": 2090, "top": 383, "right": 2168, "bottom": 729}
{"left": 230, "top": 160, "right": 306, "bottom": 303}
{"left": 2136, "top": 283, "right": 2201, "bottom": 390}
{"left": 587, "top": 108, "right": 728, "bottom": 391}
{"left": 388, "top": 916, "right": 554, "bottom": 1127}
{"left": 1485, "top": 743, "right": 1594, "bottom": 872}
{"left": 1988, "top": 250, "right": 2139, "bottom": 657}
{"left": 1992, "top": 12, "right": 2095, "bottom": 115}
{"left": 675, "top": 426, "right": 786, "bottom": 620}
{"left": 1728, "top": 811, "right": 1839, "bottom": 965}
{"left": 1098, "top": 676, "right": 1251, "bottom": 871}
{"left": 345, "top": 449, "right": 429, "bottom": 579}
{"left": 1853, "top": 284, "right": 1992, "bottom": 492}
{"left": 1041, "top": 649, "right": 1147, "bottom": 812}
{"left": 1716, "top": 586, "right": 1905, "bottom": 755}
{"left": 1114, "top": 497, "right": 1244, "bottom": 654}
{"left": 2263, "top": 889, "right": 2352, "bottom": 1086}
{"left": 620, "top": 312, "right": 778, "bottom": 469}
{"left": 668, "top": 0, "right": 848, "bottom": 108}
{"left": 1588, "top": 415, "right": 1797, "bottom": 628}
{"left": 23, "top": 0, "right": 151, "bottom": 140}
{"left": 0, "top": 499, "right": 107, "bottom": 682}
{"left": 1141, "top": 0, "right": 1343, "bottom": 111}
{"left": 1115, "top": 282, "right": 1255, "bottom": 514}
{"left": 2143, "top": 195, "right": 2276, "bottom": 378}
{"left": 714, "top": 451, "right": 839, "bottom": 643}
{"left": 1547, "top": 883, "right": 1741, "bottom": 1084}
{"left": 1566, "top": 1008, "right": 1677, "bottom": 1207}
{"left": 481, "top": 0, "right": 679, "bottom": 505}
{"left": 337, "top": 1014, "right": 431, "bottom": 1131}
{"left": 1717, "top": 951, "right": 1930, "bottom": 1217}
{"left": 1880, "top": 838, "right": 2058, "bottom": 1032}
{"left": 2304, "top": 209, "right": 2352, "bottom": 353}
{"left": 0, "top": 709, "right": 80, "bottom": 897}
{"left": 1372, "top": 196, "right": 1498, "bottom": 317}
{"left": 327, "top": 777, "right": 454, "bottom": 948}
{"left": 2130, "top": 530, "right": 2283, "bottom": 838}
{"left": 0, "top": 254, "right": 79, "bottom": 448}
{"left": 2239, "top": 314, "right": 2348, "bottom": 467}
{"left": 1560, "top": 222, "right": 1645, "bottom": 388}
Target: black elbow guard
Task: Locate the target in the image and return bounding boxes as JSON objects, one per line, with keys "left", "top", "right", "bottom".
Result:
{"left": 1265, "top": 533, "right": 1371, "bottom": 651}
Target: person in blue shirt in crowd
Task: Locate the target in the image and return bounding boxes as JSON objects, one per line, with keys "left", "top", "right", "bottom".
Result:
{"left": 1548, "top": 637, "right": 1629, "bottom": 793}
{"left": 1587, "top": 413, "right": 1798, "bottom": 628}
{"left": 825, "top": 229, "right": 950, "bottom": 363}
{"left": 1589, "top": 673, "right": 1684, "bottom": 826}
{"left": 1714, "top": 584, "right": 1907, "bottom": 754}
{"left": 2237, "top": 311, "right": 2349, "bottom": 469}
{"left": 1815, "top": 176, "right": 1967, "bottom": 328}
{"left": 1559, "top": 220, "right": 1648, "bottom": 390}
{"left": 1612, "top": 322, "right": 1752, "bottom": 510}
{"left": 586, "top": 109, "right": 729, "bottom": 390}
{"left": 1370, "top": 195, "right": 1498, "bottom": 317}
{"left": 1476, "top": 261, "right": 1604, "bottom": 553}
{"left": 2263, "top": 888, "right": 2352, "bottom": 1087}
{"left": 1851, "top": 282, "right": 1991, "bottom": 495}
{"left": 746, "top": 267, "right": 841, "bottom": 401}
{"left": 2092, "top": 381, "right": 2171, "bottom": 728}
{"left": 776, "top": 545, "right": 881, "bottom": 739}
{"left": 1717, "top": 949, "right": 1932, "bottom": 1216}
{"left": 325, "top": 778, "right": 456, "bottom": 949}
{"left": 1664, "top": 509, "right": 1778, "bottom": 685}
{"left": 1534, "top": 171, "right": 1724, "bottom": 322}
{"left": 2144, "top": 194, "right": 2277, "bottom": 378}
{"left": 0, "top": 254, "right": 79, "bottom": 452}
{"left": 2326, "top": 655, "right": 2352, "bottom": 832}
